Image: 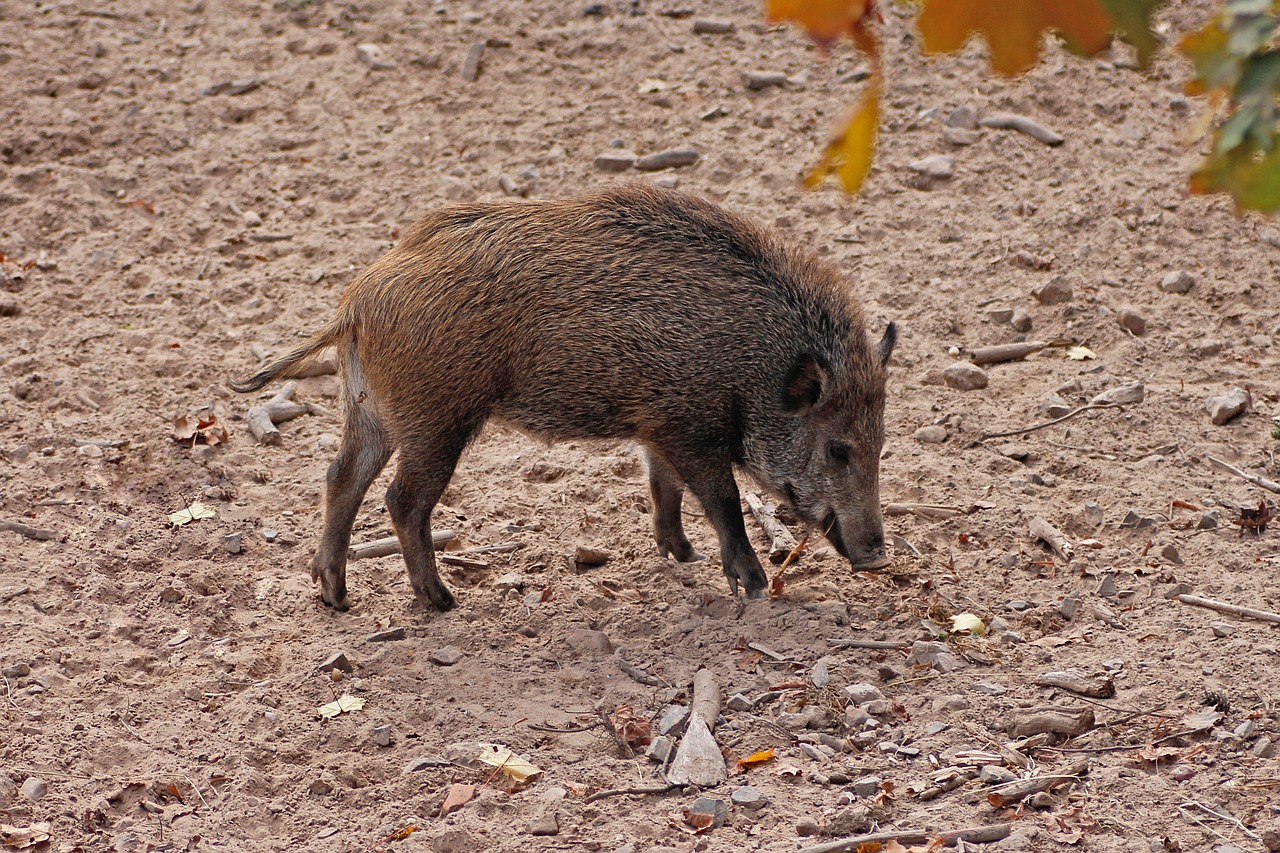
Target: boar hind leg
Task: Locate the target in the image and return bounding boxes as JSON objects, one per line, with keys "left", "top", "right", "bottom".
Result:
{"left": 385, "top": 443, "right": 468, "bottom": 612}
{"left": 644, "top": 447, "right": 703, "bottom": 563}
{"left": 313, "top": 406, "right": 392, "bottom": 611}
{"left": 665, "top": 453, "right": 769, "bottom": 599}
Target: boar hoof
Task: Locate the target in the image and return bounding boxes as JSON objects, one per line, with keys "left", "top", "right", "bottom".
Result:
{"left": 414, "top": 586, "right": 457, "bottom": 612}
{"left": 321, "top": 592, "right": 352, "bottom": 611}
{"left": 849, "top": 554, "right": 891, "bottom": 572}
{"left": 659, "top": 540, "right": 704, "bottom": 563}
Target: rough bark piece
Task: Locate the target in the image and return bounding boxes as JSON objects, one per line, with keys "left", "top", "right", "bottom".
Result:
{"left": 970, "top": 341, "right": 1050, "bottom": 365}
{"left": 745, "top": 491, "right": 799, "bottom": 563}
{"left": 1029, "top": 516, "right": 1072, "bottom": 562}
{"left": 348, "top": 529, "right": 457, "bottom": 560}
{"left": 1035, "top": 669, "right": 1115, "bottom": 698}
{"left": 246, "top": 381, "right": 316, "bottom": 445}
{"left": 986, "top": 757, "right": 1089, "bottom": 807}
{"left": 1004, "top": 705, "right": 1095, "bottom": 738}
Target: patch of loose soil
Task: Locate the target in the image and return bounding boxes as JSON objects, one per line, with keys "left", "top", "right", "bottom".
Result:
{"left": 2, "top": 1, "right": 1280, "bottom": 851}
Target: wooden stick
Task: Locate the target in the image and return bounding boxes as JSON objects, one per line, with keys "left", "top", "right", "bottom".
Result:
{"left": 986, "top": 757, "right": 1089, "bottom": 807}
{"left": 969, "top": 341, "right": 1050, "bottom": 365}
{"left": 798, "top": 829, "right": 931, "bottom": 853}
{"left": 1173, "top": 594, "right": 1280, "bottom": 625}
{"left": 689, "top": 668, "right": 720, "bottom": 730}
{"left": 584, "top": 783, "right": 677, "bottom": 803}
{"left": 246, "top": 381, "right": 316, "bottom": 445}
{"left": 0, "top": 520, "right": 57, "bottom": 541}
{"left": 1208, "top": 456, "right": 1280, "bottom": 496}
{"left": 745, "top": 492, "right": 799, "bottom": 564}
{"left": 1006, "top": 706, "right": 1095, "bottom": 738}
{"left": 827, "top": 638, "right": 910, "bottom": 651}
{"left": 980, "top": 402, "right": 1124, "bottom": 441}
{"left": 937, "top": 824, "right": 1013, "bottom": 846}
{"left": 616, "top": 656, "right": 668, "bottom": 688}
{"left": 667, "top": 668, "right": 726, "bottom": 786}
{"left": 884, "top": 503, "right": 963, "bottom": 520}
{"left": 979, "top": 113, "right": 1065, "bottom": 146}
{"left": 1035, "top": 670, "right": 1115, "bottom": 699}
{"left": 348, "top": 529, "right": 456, "bottom": 561}
{"left": 1029, "top": 516, "right": 1073, "bottom": 562}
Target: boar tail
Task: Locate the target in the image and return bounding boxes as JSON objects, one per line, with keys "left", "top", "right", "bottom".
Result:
{"left": 229, "top": 315, "right": 351, "bottom": 393}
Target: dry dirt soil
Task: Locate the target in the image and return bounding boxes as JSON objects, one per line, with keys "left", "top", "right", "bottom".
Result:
{"left": 3, "top": 1, "right": 1280, "bottom": 852}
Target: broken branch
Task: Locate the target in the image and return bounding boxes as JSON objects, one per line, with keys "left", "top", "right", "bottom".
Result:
{"left": 348, "top": 529, "right": 457, "bottom": 561}
{"left": 667, "top": 668, "right": 727, "bottom": 787}
{"left": 980, "top": 402, "right": 1124, "bottom": 441}
{"left": 745, "top": 491, "right": 799, "bottom": 564}
{"left": 1029, "top": 516, "right": 1073, "bottom": 562}
{"left": 1208, "top": 456, "right": 1280, "bottom": 496}
{"left": 246, "top": 381, "right": 319, "bottom": 445}
{"left": 0, "top": 520, "right": 57, "bottom": 541}
{"left": 986, "top": 757, "right": 1090, "bottom": 807}
{"left": 584, "top": 783, "right": 677, "bottom": 804}
{"left": 1173, "top": 593, "right": 1280, "bottom": 625}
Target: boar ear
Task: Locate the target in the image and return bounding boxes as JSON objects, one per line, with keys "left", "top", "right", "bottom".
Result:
{"left": 782, "top": 353, "right": 829, "bottom": 415}
{"left": 877, "top": 322, "right": 897, "bottom": 367}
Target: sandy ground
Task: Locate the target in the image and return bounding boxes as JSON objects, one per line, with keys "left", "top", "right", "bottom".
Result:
{"left": 2, "top": 1, "right": 1280, "bottom": 851}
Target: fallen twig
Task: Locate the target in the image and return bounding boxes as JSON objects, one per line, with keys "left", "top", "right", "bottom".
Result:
{"left": 597, "top": 708, "right": 633, "bottom": 759}
{"left": 584, "top": 782, "right": 677, "bottom": 803}
{"left": 745, "top": 491, "right": 799, "bottom": 564}
{"left": 185, "top": 776, "right": 212, "bottom": 810}
{"left": 246, "top": 381, "right": 320, "bottom": 445}
{"left": 936, "top": 824, "right": 1013, "bottom": 846}
{"left": 986, "top": 757, "right": 1089, "bottom": 807}
{"left": 1208, "top": 456, "right": 1280, "bottom": 495}
{"left": 1178, "top": 801, "right": 1261, "bottom": 841}
{"left": 827, "top": 638, "right": 911, "bottom": 651}
{"left": 884, "top": 503, "right": 964, "bottom": 520}
{"left": 667, "top": 669, "right": 727, "bottom": 786}
{"left": 348, "top": 530, "right": 456, "bottom": 561}
{"left": 979, "top": 113, "right": 1065, "bottom": 146}
{"left": 1029, "top": 516, "right": 1073, "bottom": 562}
{"left": 1035, "top": 670, "right": 1115, "bottom": 699}
{"left": 979, "top": 402, "right": 1124, "bottom": 441}
{"left": 970, "top": 340, "right": 1050, "bottom": 365}
{"left": 616, "top": 656, "right": 668, "bottom": 688}
{"left": 798, "top": 829, "right": 931, "bottom": 853}
{"left": 1173, "top": 593, "right": 1280, "bottom": 625}
{"left": 527, "top": 720, "right": 602, "bottom": 734}
{"left": 1, "top": 586, "right": 31, "bottom": 603}
{"left": 0, "top": 520, "right": 57, "bottom": 541}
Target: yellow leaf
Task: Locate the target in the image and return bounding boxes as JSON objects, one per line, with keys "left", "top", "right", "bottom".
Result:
{"left": 737, "top": 748, "right": 776, "bottom": 769}
{"left": 317, "top": 695, "right": 365, "bottom": 718}
{"left": 169, "top": 502, "right": 216, "bottom": 527}
{"left": 1065, "top": 346, "right": 1096, "bottom": 360}
{"left": 951, "top": 613, "right": 987, "bottom": 637}
{"left": 475, "top": 744, "right": 542, "bottom": 785}
{"left": 766, "top": 0, "right": 873, "bottom": 48}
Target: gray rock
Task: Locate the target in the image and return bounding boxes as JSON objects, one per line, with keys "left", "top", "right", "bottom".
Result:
{"left": 988, "top": 308, "right": 1014, "bottom": 324}
{"left": 646, "top": 735, "right": 674, "bottom": 764}
{"left": 1211, "top": 623, "right": 1235, "bottom": 638}
{"left": 692, "top": 19, "right": 734, "bottom": 34}
{"left": 1160, "top": 270, "right": 1196, "bottom": 293}
{"left": 1120, "top": 510, "right": 1158, "bottom": 529}
{"left": 528, "top": 813, "right": 559, "bottom": 836}
{"left": 1252, "top": 736, "right": 1275, "bottom": 758}
{"left": 493, "top": 573, "right": 525, "bottom": 592}
{"left": 573, "top": 545, "right": 610, "bottom": 567}
{"left": 1005, "top": 599, "right": 1033, "bottom": 611}
{"left": 318, "top": 651, "right": 352, "bottom": 674}
{"left": 222, "top": 533, "right": 242, "bottom": 555}
{"left": 946, "top": 105, "right": 978, "bottom": 129}
{"left": 943, "top": 127, "right": 980, "bottom": 146}
{"left": 725, "top": 692, "right": 754, "bottom": 711}
{"left": 850, "top": 775, "right": 883, "bottom": 797}
{"left": 2, "top": 663, "right": 31, "bottom": 679}
{"left": 1059, "top": 590, "right": 1081, "bottom": 621}
{"left": 355, "top": 43, "right": 396, "bottom": 71}
{"left": 744, "top": 70, "right": 787, "bottom": 90}
{"left": 459, "top": 42, "right": 485, "bottom": 82}
{"left": 657, "top": 705, "right": 689, "bottom": 736}
{"left": 1206, "top": 388, "right": 1249, "bottom": 425}
{"left": 979, "top": 765, "right": 1017, "bottom": 784}
{"left": 908, "top": 155, "right": 954, "bottom": 180}
{"left": 1159, "top": 543, "right": 1183, "bottom": 565}
{"left": 1010, "top": 306, "right": 1033, "bottom": 332}
{"left": 594, "top": 151, "right": 637, "bottom": 172}
{"left": 261, "top": 528, "right": 279, "bottom": 543}
{"left": 796, "top": 816, "right": 821, "bottom": 837}
{"left": 1033, "top": 275, "right": 1073, "bottom": 305}
{"left": 652, "top": 176, "right": 679, "bottom": 189}
{"left": 634, "top": 150, "right": 699, "bottom": 171}
{"left": 1118, "top": 308, "right": 1147, "bottom": 335}
{"left": 1198, "top": 510, "right": 1220, "bottom": 529}
{"left": 1092, "top": 382, "right": 1145, "bottom": 405}
{"left": 842, "top": 683, "right": 885, "bottom": 705}
{"left": 943, "top": 361, "right": 988, "bottom": 391}
{"left": 429, "top": 646, "right": 465, "bottom": 666}
{"left": 565, "top": 628, "right": 613, "bottom": 656}
{"left": 908, "top": 641, "right": 965, "bottom": 672}
{"left": 730, "top": 785, "right": 767, "bottom": 809}
{"left": 19, "top": 777, "right": 46, "bottom": 801}
{"left": 367, "top": 627, "right": 407, "bottom": 643}
{"left": 686, "top": 796, "right": 728, "bottom": 829}
{"left": 972, "top": 681, "right": 1008, "bottom": 695}
{"left": 914, "top": 425, "right": 948, "bottom": 444}
{"left": 371, "top": 725, "right": 392, "bottom": 747}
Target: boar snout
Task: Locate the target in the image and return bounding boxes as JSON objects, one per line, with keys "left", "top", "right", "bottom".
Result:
{"left": 824, "top": 512, "right": 890, "bottom": 571}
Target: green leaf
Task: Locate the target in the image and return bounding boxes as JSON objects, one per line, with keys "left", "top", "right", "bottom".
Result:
{"left": 1191, "top": 135, "right": 1280, "bottom": 213}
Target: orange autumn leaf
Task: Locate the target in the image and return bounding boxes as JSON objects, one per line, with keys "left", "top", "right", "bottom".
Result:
{"left": 766, "top": 0, "right": 874, "bottom": 49}
{"left": 806, "top": 82, "right": 880, "bottom": 193}
{"left": 736, "top": 748, "right": 776, "bottom": 770}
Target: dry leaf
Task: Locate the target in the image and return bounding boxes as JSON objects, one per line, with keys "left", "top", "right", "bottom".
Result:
{"left": 385, "top": 825, "right": 417, "bottom": 842}
{"left": 1, "top": 823, "right": 51, "bottom": 850}
{"left": 737, "top": 650, "right": 762, "bottom": 671}
{"left": 951, "top": 613, "right": 987, "bottom": 637}
{"left": 1182, "top": 707, "right": 1222, "bottom": 732}
{"left": 173, "top": 411, "right": 230, "bottom": 447}
{"left": 1065, "top": 346, "right": 1096, "bottom": 360}
{"left": 475, "top": 744, "right": 541, "bottom": 785}
{"left": 610, "top": 705, "right": 652, "bottom": 749}
{"left": 774, "top": 763, "right": 804, "bottom": 778}
{"left": 317, "top": 695, "right": 365, "bottom": 718}
{"left": 168, "top": 502, "right": 216, "bottom": 527}
{"left": 441, "top": 783, "right": 475, "bottom": 816}
{"left": 736, "top": 748, "right": 776, "bottom": 770}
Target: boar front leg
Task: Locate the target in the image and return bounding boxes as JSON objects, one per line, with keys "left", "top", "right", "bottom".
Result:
{"left": 663, "top": 451, "right": 769, "bottom": 598}
{"left": 644, "top": 447, "right": 703, "bottom": 563}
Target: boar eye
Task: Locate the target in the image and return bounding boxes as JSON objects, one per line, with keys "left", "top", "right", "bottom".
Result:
{"left": 827, "top": 439, "right": 850, "bottom": 464}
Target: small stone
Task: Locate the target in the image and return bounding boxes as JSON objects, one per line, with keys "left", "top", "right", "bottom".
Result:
{"left": 1198, "top": 510, "right": 1220, "bottom": 530}
{"left": 260, "top": 529, "right": 279, "bottom": 543}
{"left": 646, "top": 735, "right": 674, "bottom": 764}
{"left": 1252, "top": 736, "right": 1275, "bottom": 759}
{"left": 1010, "top": 307, "right": 1033, "bottom": 332}
{"left": 1027, "top": 791, "right": 1056, "bottom": 809}
{"left": 634, "top": 150, "right": 699, "bottom": 171}
{"left": 565, "top": 628, "right": 613, "bottom": 656}
{"left": 979, "top": 765, "right": 1017, "bottom": 784}
{"left": 652, "top": 176, "right": 679, "bottom": 189}
{"left": 1091, "top": 382, "right": 1145, "bottom": 405}
{"left": 908, "top": 154, "right": 954, "bottom": 180}
{"left": 0, "top": 295, "right": 19, "bottom": 317}
{"left": 1033, "top": 275, "right": 1073, "bottom": 305}
{"left": 726, "top": 692, "right": 754, "bottom": 711}
{"left": 308, "top": 779, "right": 333, "bottom": 795}
{"left": 222, "top": 533, "right": 242, "bottom": 555}
{"left": 914, "top": 425, "right": 948, "bottom": 444}
{"left": 242, "top": 210, "right": 263, "bottom": 228}
{"left": 1211, "top": 623, "right": 1235, "bottom": 638}
{"left": 459, "top": 42, "right": 485, "bottom": 82}
{"left": 988, "top": 308, "right": 1014, "bottom": 324}
{"left": 1059, "top": 590, "right": 1081, "bottom": 621}
{"left": 371, "top": 725, "right": 392, "bottom": 747}
{"left": 320, "top": 650, "right": 355, "bottom": 671}
{"left": 573, "top": 545, "right": 609, "bottom": 567}
{"left": 594, "top": 151, "right": 637, "bottom": 172}
{"left": 528, "top": 813, "right": 559, "bottom": 836}
{"left": 744, "top": 70, "right": 788, "bottom": 90}
{"left": 658, "top": 705, "right": 689, "bottom": 736}
{"left": 1205, "top": 388, "right": 1249, "bottom": 425}
{"left": 1160, "top": 270, "right": 1195, "bottom": 293}
{"left": 943, "top": 362, "right": 988, "bottom": 391}
{"left": 1118, "top": 308, "right": 1147, "bottom": 335}
{"left": 493, "top": 573, "right": 525, "bottom": 593}
{"left": 685, "top": 796, "right": 728, "bottom": 829}
{"left": 731, "top": 786, "right": 766, "bottom": 809}
{"left": 516, "top": 625, "right": 537, "bottom": 638}
{"left": 692, "top": 18, "right": 734, "bottom": 34}
{"left": 367, "top": 627, "right": 407, "bottom": 643}
{"left": 430, "top": 646, "right": 465, "bottom": 666}
{"left": 908, "top": 641, "right": 965, "bottom": 672}
{"left": 355, "top": 43, "right": 396, "bottom": 70}
{"left": 850, "top": 775, "right": 883, "bottom": 797}
{"left": 19, "top": 777, "right": 46, "bottom": 801}
{"left": 842, "top": 683, "right": 885, "bottom": 705}
{"left": 1169, "top": 763, "right": 1195, "bottom": 782}
{"left": 942, "top": 127, "right": 981, "bottom": 146}
{"left": 972, "top": 681, "right": 1008, "bottom": 695}
{"left": 1159, "top": 543, "right": 1183, "bottom": 565}
{"left": 795, "top": 816, "right": 821, "bottom": 837}
{"left": 1235, "top": 720, "right": 1256, "bottom": 739}
{"left": 945, "top": 105, "right": 978, "bottom": 129}
{"left": 3, "top": 663, "right": 31, "bottom": 678}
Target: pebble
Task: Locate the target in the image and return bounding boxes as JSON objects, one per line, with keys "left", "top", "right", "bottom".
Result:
{"left": 1169, "top": 763, "right": 1195, "bottom": 782}
{"left": 3, "top": 663, "right": 31, "bottom": 678}
{"left": 222, "top": 533, "right": 242, "bottom": 555}
{"left": 522, "top": 591, "right": 544, "bottom": 607}
{"left": 1010, "top": 306, "right": 1033, "bottom": 332}
{"left": 20, "top": 777, "right": 46, "bottom": 801}
{"left": 528, "top": 813, "right": 559, "bottom": 836}
{"left": 1120, "top": 509, "right": 1158, "bottom": 529}
{"left": 1033, "top": 275, "right": 1073, "bottom": 304}
{"left": 593, "top": 151, "right": 637, "bottom": 172}
{"left": 1159, "top": 543, "right": 1183, "bottom": 565}
{"left": 573, "top": 545, "right": 610, "bottom": 567}
{"left": 319, "top": 651, "right": 352, "bottom": 674}
{"left": 685, "top": 796, "right": 728, "bottom": 829}
{"left": 1091, "top": 382, "right": 1145, "bottom": 405}
{"left": 565, "top": 628, "right": 613, "bottom": 656}
{"left": 744, "top": 70, "right": 788, "bottom": 90}
{"left": 914, "top": 424, "right": 948, "bottom": 444}
{"left": 842, "top": 683, "right": 885, "bottom": 705}
{"left": 908, "top": 641, "right": 965, "bottom": 672}
{"left": 242, "top": 210, "right": 262, "bottom": 228}
{"left": 460, "top": 42, "right": 485, "bottom": 82}
{"left": 657, "top": 705, "right": 689, "bottom": 736}
{"left": 430, "top": 646, "right": 465, "bottom": 666}
{"left": 1041, "top": 394, "right": 1072, "bottom": 418}
{"left": 367, "top": 627, "right": 407, "bottom": 643}
{"left": 1198, "top": 510, "right": 1220, "bottom": 530}
{"left": 692, "top": 19, "right": 734, "bottom": 34}
{"left": 646, "top": 735, "right": 674, "bottom": 763}
{"left": 1160, "top": 270, "right": 1196, "bottom": 293}
{"left": 850, "top": 775, "right": 882, "bottom": 797}
{"left": 730, "top": 786, "right": 766, "bottom": 809}
{"left": 972, "top": 681, "right": 1008, "bottom": 695}
{"left": 795, "top": 816, "right": 821, "bottom": 837}
{"left": 908, "top": 154, "right": 954, "bottom": 180}
{"left": 652, "top": 176, "right": 680, "bottom": 189}
{"left": 726, "top": 692, "right": 754, "bottom": 711}
{"left": 1118, "top": 307, "right": 1147, "bottom": 335}
{"left": 1211, "top": 623, "right": 1235, "bottom": 638}
{"left": 371, "top": 725, "right": 392, "bottom": 747}
{"left": 945, "top": 104, "right": 978, "bottom": 129}
{"left": 493, "top": 573, "right": 525, "bottom": 592}
{"left": 809, "top": 659, "right": 830, "bottom": 687}
{"left": 1205, "top": 388, "right": 1249, "bottom": 425}
{"left": 634, "top": 149, "right": 699, "bottom": 171}
{"left": 979, "top": 765, "right": 1017, "bottom": 784}
{"left": 1253, "top": 736, "right": 1275, "bottom": 758}
{"left": 943, "top": 361, "right": 988, "bottom": 391}
{"left": 261, "top": 529, "right": 279, "bottom": 543}
{"left": 308, "top": 779, "right": 333, "bottom": 795}
{"left": 943, "top": 127, "right": 981, "bottom": 146}
{"left": 355, "top": 43, "right": 396, "bottom": 70}
{"left": 0, "top": 295, "right": 19, "bottom": 317}
{"left": 932, "top": 693, "right": 971, "bottom": 713}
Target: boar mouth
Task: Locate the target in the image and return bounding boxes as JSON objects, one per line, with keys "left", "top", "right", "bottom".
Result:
{"left": 823, "top": 512, "right": 890, "bottom": 571}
